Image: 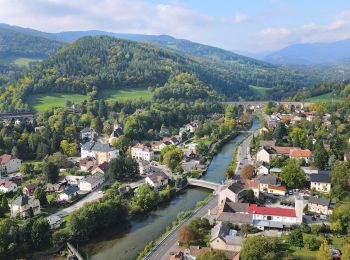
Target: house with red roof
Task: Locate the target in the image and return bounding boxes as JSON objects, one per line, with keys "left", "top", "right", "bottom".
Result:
{"left": 289, "top": 149, "right": 313, "bottom": 163}
{"left": 0, "top": 179, "right": 18, "bottom": 193}
{"left": 248, "top": 198, "right": 304, "bottom": 230}
{"left": 22, "top": 183, "right": 37, "bottom": 196}
{"left": 0, "top": 154, "right": 21, "bottom": 175}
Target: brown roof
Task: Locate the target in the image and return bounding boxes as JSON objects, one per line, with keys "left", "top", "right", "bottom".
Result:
{"left": 290, "top": 149, "right": 313, "bottom": 158}
{"left": 188, "top": 246, "right": 211, "bottom": 257}
{"left": 259, "top": 140, "right": 276, "bottom": 147}
{"left": 273, "top": 146, "right": 297, "bottom": 155}
{"left": 92, "top": 162, "right": 109, "bottom": 173}
{"left": 0, "top": 154, "right": 14, "bottom": 164}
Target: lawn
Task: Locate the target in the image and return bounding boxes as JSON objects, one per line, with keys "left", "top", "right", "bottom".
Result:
{"left": 249, "top": 85, "right": 271, "bottom": 99}
{"left": 27, "top": 92, "right": 88, "bottom": 112}
{"left": 100, "top": 88, "right": 152, "bottom": 101}
{"left": 283, "top": 233, "right": 348, "bottom": 259}
{"left": 305, "top": 92, "right": 340, "bottom": 102}
{"left": 12, "top": 57, "right": 42, "bottom": 67}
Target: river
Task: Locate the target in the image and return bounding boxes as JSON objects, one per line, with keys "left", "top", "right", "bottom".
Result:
{"left": 84, "top": 117, "right": 259, "bottom": 260}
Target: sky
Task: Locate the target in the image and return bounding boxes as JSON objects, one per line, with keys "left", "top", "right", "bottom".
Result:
{"left": 1, "top": 0, "right": 350, "bottom": 53}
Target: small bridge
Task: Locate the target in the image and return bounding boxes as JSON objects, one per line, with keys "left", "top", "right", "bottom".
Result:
{"left": 187, "top": 178, "right": 222, "bottom": 191}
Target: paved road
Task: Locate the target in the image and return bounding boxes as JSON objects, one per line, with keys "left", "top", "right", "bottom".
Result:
{"left": 145, "top": 196, "right": 218, "bottom": 260}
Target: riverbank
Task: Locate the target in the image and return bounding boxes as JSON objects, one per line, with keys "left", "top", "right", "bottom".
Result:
{"left": 83, "top": 117, "right": 260, "bottom": 260}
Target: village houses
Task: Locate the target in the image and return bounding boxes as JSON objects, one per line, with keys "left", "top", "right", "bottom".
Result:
{"left": 10, "top": 195, "right": 41, "bottom": 218}
{"left": 0, "top": 154, "right": 21, "bottom": 175}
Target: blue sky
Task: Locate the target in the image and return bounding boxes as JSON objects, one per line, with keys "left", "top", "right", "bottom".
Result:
{"left": 1, "top": 0, "right": 350, "bottom": 52}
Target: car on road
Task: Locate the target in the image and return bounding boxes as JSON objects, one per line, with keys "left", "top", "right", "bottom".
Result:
{"left": 288, "top": 190, "right": 293, "bottom": 195}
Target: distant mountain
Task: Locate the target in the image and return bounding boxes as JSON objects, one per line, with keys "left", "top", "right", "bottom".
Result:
{"left": 264, "top": 38, "right": 350, "bottom": 65}
{"left": 0, "top": 24, "right": 65, "bottom": 60}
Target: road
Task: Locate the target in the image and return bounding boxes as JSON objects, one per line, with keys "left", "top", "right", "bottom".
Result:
{"left": 145, "top": 196, "right": 218, "bottom": 260}
{"left": 146, "top": 131, "right": 259, "bottom": 259}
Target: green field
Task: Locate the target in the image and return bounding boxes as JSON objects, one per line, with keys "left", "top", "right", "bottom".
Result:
{"left": 27, "top": 93, "right": 88, "bottom": 112}
{"left": 100, "top": 88, "right": 152, "bottom": 101}
{"left": 27, "top": 88, "right": 152, "bottom": 112}
{"left": 305, "top": 92, "right": 340, "bottom": 102}
{"left": 12, "top": 57, "right": 42, "bottom": 67}
{"left": 249, "top": 85, "right": 271, "bottom": 99}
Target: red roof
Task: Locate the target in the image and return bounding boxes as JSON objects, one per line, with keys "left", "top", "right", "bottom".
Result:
{"left": 0, "top": 154, "right": 14, "bottom": 164}
{"left": 268, "top": 184, "right": 286, "bottom": 192}
{"left": 92, "top": 161, "right": 109, "bottom": 173}
{"left": 290, "top": 149, "right": 312, "bottom": 158}
{"left": 248, "top": 204, "right": 296, "bottom": 217}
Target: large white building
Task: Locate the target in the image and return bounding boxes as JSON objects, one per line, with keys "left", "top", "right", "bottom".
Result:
{"left": 0, "top": 154, "right": 21, "bottom": 175}
{"left": 81, "top": 141, "right": 118, "bottom": 164}
{"left": 78, "top": 172, "right": 105, "bottom": 191}
{"left": 131, "top": 144, "right": 154, "bottom": 161}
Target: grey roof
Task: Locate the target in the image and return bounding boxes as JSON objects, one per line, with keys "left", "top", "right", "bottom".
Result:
{"left": 211, "top": 222, "right": 230, "bottom": 241}
{"left": 11, "top": 195, "right": 34, "bottom": 206}
{"left": 217, "top": 212, "right": 253, "bottom": 224}
{"left": 256, "top": 174, "right": 277, "bottom": 185}
{"left": 253, "top": 220, "right": 284, "bottom": 229}
{"left": 310, "top": 174, "right": 331, "bottom": 183}
{"left": 308, "top": 196, "right": 331, "bottom": 206}
{"left": 147, "top": 171, "right": 168, "bottom": 183}
{"left": 82, "top": 172, "right": 105, "bottom": 184}
{"left": 228, "top": 182, "right": 245, "bottom": 193}
{"left": 62, "top": 185, "right": 79, "bottom": 196}
{"left": 223, "top": 202, "right": 249, "bottom": 213}
{"left": 81, "top": 141, "right": 115, "bottom": 153}
{"left": 81, "top": 128, "right": 94, "bottom": 133}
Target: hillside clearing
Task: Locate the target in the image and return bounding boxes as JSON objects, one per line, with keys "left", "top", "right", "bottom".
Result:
{"left": 100, "top": 88, "right": 152, "bottom": 101}
{"left": 305, "top": 92, "right": 340, "bottom": 102}
{"left": 249, "top": 85, "right": 271, "bottom": 99}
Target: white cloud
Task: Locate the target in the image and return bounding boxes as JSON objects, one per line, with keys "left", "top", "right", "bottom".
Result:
{"left": 233, "top": 12, "right": 249, "bottom": 24}
{"left": 253, "top": 9, "right": 350, "bottom": 51}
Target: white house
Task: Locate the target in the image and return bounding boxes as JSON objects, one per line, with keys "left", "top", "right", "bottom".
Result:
{"left": 58, "top": 186, "right": 79, "bottom": 201}
{"left": 310, "top": 174, "right": 331, "bottom": 193}
{"left": 256, "top": 147, "right": 274, "bottom": 164}
{"left": 307, "top": 197, "right": 334, "bottom": 215}
{"left": 78, "top": 172, "right": 105, "bottom": 191}
{"left": 145, "top": 172, "right": 169, "bottom": 189}
{"left": 10, "top": 196, "right": 41, "bottom": 218}
{"left": 46, "top": 215, "right": 63, "bottom": 229}
{"left": 0, "top": 179, "right": 18, "bottom": 193}
{"left": 210, "top": 222, "right": 243, "bottom": 253}
{"left": 131, "top": 144, "right": 154, "bottom": 161}
{"left": 138, "top": 160, "right": 151, "bottom": 175}
{"left": 80, "top": 128, "right": 95, "bottom": 141}
{"left": 81, "top": 141, "right": 118, "bottom": 164}
{"left": 65, "top": 175, "right": 85, "bottom": 186}
{"left": 185, "top": 121, "right": 199, "bottom": 133}
{"left": 0, "top": 154, "right": 21, "bottom": 175}
{"left": 256, "top": 162, "right": 270, "bottom": 175}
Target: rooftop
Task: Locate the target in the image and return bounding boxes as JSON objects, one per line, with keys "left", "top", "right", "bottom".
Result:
{"left": 290, "top": 149, "right": 313, "bottom": 158}
{"left": 82, "top": 172, "right": 105, "bottom": 184}
{"left": 248, "top": 204, "right": 296, "bottom": 217}
{"left": 310, "top": 174, "right": 331, "bottom": 183}
{"left": 81, "top": 141, "right": 116, "bottom": 153}
{"left": 62, "top": 185, "right": 79, "bottom": 196}
{"left": 308, "top": 196, "right": 331, "bottom": 207}
{"left": 0, "top": 154, "right": 15, "bottom": 164}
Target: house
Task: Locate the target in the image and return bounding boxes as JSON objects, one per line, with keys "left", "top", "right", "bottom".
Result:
{"left": 79, "top": 157, "right": 96, "bottom": 171}
{"left": 267, "top": 184, "right": 286, "bottom": 196}
{"left": 256, "top": 147, "right": 275, "bottom": 164}
{"left": 65, "top": 175, "right": 85, "bottom": 186}
{"left": 45, "top": 183, "right": 62, "bottom": 192}
{"left": 0, "top": 154, "right": 21, "bottom": 174}
{"left": 145, "top": 172, "right": 169, "bottom": 189}
{"left": 310, "top": 174, "right": 331, "bottom": 193}
{"left": 259, "top": 140, "right": 276, "bottom": 148}
{"left": 58, "top": 186, "right": 79, "bottom": 201}
{"left": 34, "top": 126, "right": 45, "bottom": 132}
{"left": 289, "top": 149, "right": 313, "bottom": 163}
{"left": 218, "top": 181, "right": 259, "bottom": 204}
{"left": 249, "top": 197, "right": 304, "bottom": 230}
{"left": 216, "top": 200, "right": 253, "bottom": 224}
{"left": 80, "top": 128, "right": 95, "bottom": 141}
{"left": 185, "top": 246, "right": 211, "bottom": 260}
{"left": 78, "top": 172, "right": 105, "bottom": 191}
{"left": 163, "top": 137, "right": 179, "bottom": 145}
{"left": 256, "top": 162, "right": 270, "bottom": 175}
{"left": 185, "top": 121, "right": 199, "bottom": 133}
{"left": 22, "top": 183, "right": 37, "bottom": 196}
{"left": 255, "top": 175, "right": 278, "bottom": 193}
{"left": 210, "top": 222, "right": 243, "bottom": 252}
{"left": 91, "top": 161, "right": 109, "bottom": 176}
{"left": 138, "top": 160, "right": 151, "bottom": 175}
{"left": 10, "top": 196, "right": 41, "bottom": 218}
{"left": 81, "top": 141, "right": 119, "bottom": 164}
{"left": 0, "top": 179, "right": 18, "bottom": 193}
{"left": 46, "top": 215, "right": 63, "bottom": 229}
{"left": 109, "top": 122, "right": 123, "bottom": 142}
{"left": 301, "top": 167, "right": 319, "bottom": 180}
{"left": 307, "top": 196, "right": 334, "bottom": 215}
{"left": 131, "top": 143, "right": 154, "bottom": 161}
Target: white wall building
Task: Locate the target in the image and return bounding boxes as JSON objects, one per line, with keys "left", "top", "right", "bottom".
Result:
{"left": 0, "top": 179, "right": 18, "bottom": 193}
{"left": 78, "top": 173, "right": 105, "bottom": 191}
{"left": 131, "top": 144, "right": 154, "bottom": 161}
{"left": 0, "top": 154, "right": 21, "bottom": 175}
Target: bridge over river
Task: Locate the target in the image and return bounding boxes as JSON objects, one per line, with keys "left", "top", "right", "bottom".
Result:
{"left": 187, "top": 178, "right": 223, "bottom": 192}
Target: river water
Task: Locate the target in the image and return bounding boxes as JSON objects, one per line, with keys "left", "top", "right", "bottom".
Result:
{"left": 84, "top": 117, "right": 259, "bottom": 260}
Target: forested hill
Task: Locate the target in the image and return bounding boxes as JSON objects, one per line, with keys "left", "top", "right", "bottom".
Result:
{"left": 0, "top": 27, "right": 65, "bottom": 59}
{"left": 0, "top": 36, "right": 251, "bottom": 112}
